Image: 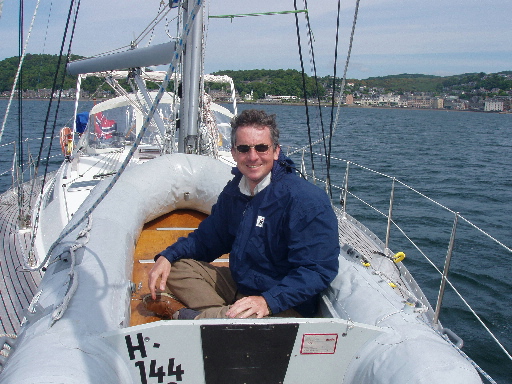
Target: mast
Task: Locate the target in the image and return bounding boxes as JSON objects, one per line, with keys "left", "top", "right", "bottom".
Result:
{"left": 178, "top": 0, "right": 203, "bottom": 153}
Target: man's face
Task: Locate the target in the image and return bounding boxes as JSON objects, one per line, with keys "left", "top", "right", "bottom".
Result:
{"left": 231, "top": 125, "right": 280, "bottom": 192}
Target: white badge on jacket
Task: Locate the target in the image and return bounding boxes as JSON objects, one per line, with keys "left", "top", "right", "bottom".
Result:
{"left": 256, "top": 216, "right": 265, "bottom": 227}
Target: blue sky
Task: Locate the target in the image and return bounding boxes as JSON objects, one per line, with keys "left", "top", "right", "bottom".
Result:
{"left": 1, "top": 0, "right": 511, "bottom": 79}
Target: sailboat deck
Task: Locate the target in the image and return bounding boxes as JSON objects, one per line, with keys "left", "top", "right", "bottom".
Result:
{"left": 0, "top": 182, "right": 44, "bottom": 335}
{"left": 336, "top": 209, "right": 384, "bottom": 260}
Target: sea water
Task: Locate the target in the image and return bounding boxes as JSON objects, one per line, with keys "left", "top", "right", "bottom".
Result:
{"left": 1, "top": 99, "right": 511, "bottom": 382}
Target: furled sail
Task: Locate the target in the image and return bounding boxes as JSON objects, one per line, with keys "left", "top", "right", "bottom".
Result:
{"left": 67, "top": 41, "right": 176, "bottom": 75}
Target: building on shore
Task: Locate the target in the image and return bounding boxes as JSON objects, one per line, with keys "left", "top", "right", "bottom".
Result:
{"left": 484, "top": 98, "right": 510, "bottom": 112}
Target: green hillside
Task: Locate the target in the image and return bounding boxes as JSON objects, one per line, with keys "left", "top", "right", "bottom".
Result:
{"left": 1, "top": 54, "right": 511, "bottom": 98}
{"left": 1, "top": 54, "right": 82, "bottom": 92}
{"left": 211, "top": 69, "right": 325, "bottom": 100}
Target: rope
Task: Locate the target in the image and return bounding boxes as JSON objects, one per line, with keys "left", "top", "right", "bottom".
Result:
{"left": 26, "top": 0, "right": 204, "bottom": 272}
{"left": 40, "top": 1, "right": 54, "bottom": 55}
{"left": 51, "top": 216, "right": 91, "bottom": 324}
{"left": 286, "top": 0, "right": 361, "bottom": 158}
{"left": 333, "top": 0, "right": 361, "bottom": 130}
{"left": 209, "top": 10, "right": 307, "bottom": 19}
{"left": 18, "top": 0, "right": 24, "bottom": 176}
{"left": 16, "top": 0, "right": 26, "bottom": 231}
{"left": 302, "top": 0, "right": 327, "bottom": 183}
{"left": 131, "top": 4, "right": 172, "bottom": 47}
{"left": 293, "top": 1, "right": 317, "bottom": 184}
{"left": 0, "top": 334, "right": 17, "bottom": 358}
{"left": 27, "top": 0, "right": 81, "bottom": 268}
{"left": 326, "top": 0, "right": 342, "bottom": 197}
{"left": 0, "top": 0, "right": 42, "bottom": 143}
{"left": 70, "top": 2, "right": 174, "bottom": 61}
{"left": 199, "top": 93, "right": 219, "bottom": 157}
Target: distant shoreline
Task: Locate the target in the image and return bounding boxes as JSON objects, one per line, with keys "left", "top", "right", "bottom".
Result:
{"left": 232, "top": 101, "right": 511, "bottom": 114}
{"left": 2, "top": 98, "right": 509, "bottom": 114}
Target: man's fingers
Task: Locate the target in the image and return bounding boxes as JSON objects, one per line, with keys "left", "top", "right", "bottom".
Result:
{"left": 147, "top": 257, "right": 171, "bottom": 300}
{"left": 226, "top": 296, "right": 269, "bottom": 319}
{"left": 159, "top": 279, "right": 167, "bottom": 292}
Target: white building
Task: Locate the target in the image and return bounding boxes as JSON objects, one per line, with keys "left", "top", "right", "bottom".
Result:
{"left": 264, "top": 95, "right": 298, "bottom": 101}
{"left": 484, "top": 100, "right": 504, "bottom": 112}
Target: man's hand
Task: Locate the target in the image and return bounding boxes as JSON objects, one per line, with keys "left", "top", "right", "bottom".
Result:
{"left": 226, "top": 296, "right": 270, "bottom": 319}
{"left": 148, "top": 256, "right": 172, "bottom": 300}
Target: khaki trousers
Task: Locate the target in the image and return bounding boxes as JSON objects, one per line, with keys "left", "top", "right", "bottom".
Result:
{"left": 167, "top": 259, "right": 301, "bottom": 319}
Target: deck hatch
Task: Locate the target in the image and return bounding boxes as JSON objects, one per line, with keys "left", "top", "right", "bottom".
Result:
{"left": 67, "top": 179, "right": 101, "bottom": 191}
{"left": 201, "top": 323, "right": 298, "bottom": 384}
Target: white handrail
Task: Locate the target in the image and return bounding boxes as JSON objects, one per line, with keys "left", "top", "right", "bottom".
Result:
{"left": 291, "top": 147, "right": 512, "bottom": 368}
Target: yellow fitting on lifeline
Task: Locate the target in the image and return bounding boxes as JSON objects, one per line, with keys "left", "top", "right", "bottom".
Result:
{"left": 388, "top": 282, "right": 397, "bottom": 288}
{"left": 392, "top": 252, "right": 406, "bottom": 263}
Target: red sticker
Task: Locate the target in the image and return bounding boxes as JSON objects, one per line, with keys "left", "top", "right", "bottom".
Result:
{"left": 300, "top": 333, "right": 338, "bottom": 354}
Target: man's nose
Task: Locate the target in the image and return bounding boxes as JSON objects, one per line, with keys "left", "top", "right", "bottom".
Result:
{"left": 247, "top": 147, "right": 259, "bottom": 160}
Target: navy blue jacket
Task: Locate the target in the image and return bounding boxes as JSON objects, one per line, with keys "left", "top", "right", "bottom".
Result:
{"left": 159, "top": 153, "right": 340, "bottom": 316}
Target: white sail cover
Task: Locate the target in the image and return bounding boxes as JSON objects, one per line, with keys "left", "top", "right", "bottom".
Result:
{"left": 67, "top": 42, "right": 176, "bottom": 75}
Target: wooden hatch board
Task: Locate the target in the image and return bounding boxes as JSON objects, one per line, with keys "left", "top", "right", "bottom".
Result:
{"left": 130, "top": 209, "right": 229, "bottom": 326}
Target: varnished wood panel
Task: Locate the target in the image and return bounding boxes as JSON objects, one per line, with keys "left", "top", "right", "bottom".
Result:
{"left": 130, "top": 209, "right": 206, "bottom": 326}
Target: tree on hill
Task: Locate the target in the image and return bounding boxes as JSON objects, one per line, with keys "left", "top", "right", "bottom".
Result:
{"left": 1, "top": 54, "right": 511, "bottom": 98}
{"left": 212, "top": 69, "right": 325, "bottom": 100}
{"left": 0, "top": 54, "right": 106, "bottom": 94}
{"left": 479, "top": 73, "right": 512, "bottom": 91}
{"left": 355, "top": 74, "right": 445, "bottom": 94}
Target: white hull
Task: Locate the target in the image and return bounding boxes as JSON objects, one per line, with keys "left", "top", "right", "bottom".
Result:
{"left": 0, "top": 153, "right": 481, "bottom": 383}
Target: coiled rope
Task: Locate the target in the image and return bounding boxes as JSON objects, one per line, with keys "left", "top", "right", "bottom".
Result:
{"left": 0, "top": 334, "right": 17, "bottom": 359}
{"left": 50, "top": 216, "right": 92, "bottom": 324}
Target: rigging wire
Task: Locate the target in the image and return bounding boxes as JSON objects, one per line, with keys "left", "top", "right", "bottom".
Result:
{"left": 29, "top": 0, "right": 82, "bottom": 260}
{"left": 35, "top": 1, "right": 54, "bottom": 89}
{"left": 294, "top": 0, "right": 338, "bottom": 197}
{"left": 17, "top": 0, "right": 25, "bottom": 226}
{"left": 131, "top": 4, "right": 172, "bottom": 47}
{"left": 40, "top": 1, "right": 54, "bottom": 55}
{"left": 302, "top": 0, "right": 328, "bottom": 180}
{"left": 293, "top": 1, "right": 317, "bottom": 184}
{"left": 333, "top": 0, "right": 360, "bottom": 130}
{"left": 209, "top": 10, "right": 307, "bottom": 19}
{"left": 287, "top": 0, "right": 360, "bottom": 159}
{"left": 30, "top": 0, "right": 204, "bottom": 272}
{"left": 0, "top": 0, "right": 42, "bottom": 144}
{"left": 326, "top": 0, "right": 343, "bottom": 197}
{"left": 71, "top": 3, "right": 174, "bottom": 67}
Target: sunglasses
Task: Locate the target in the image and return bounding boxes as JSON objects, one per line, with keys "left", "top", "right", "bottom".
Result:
{"left": 235, "top": 144, "right": 271, "bottom": 153}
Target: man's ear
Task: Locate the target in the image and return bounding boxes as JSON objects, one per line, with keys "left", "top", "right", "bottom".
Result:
{"left": 274, "top": 145, "right": 281, "bottom": 160}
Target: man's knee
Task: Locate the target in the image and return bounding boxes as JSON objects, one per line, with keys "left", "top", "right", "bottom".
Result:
{"left": 169, "top": 259, "right": 210, "bottom": 281}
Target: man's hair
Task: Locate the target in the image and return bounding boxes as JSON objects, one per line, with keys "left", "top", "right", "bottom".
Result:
{"left": 230, "top": 109, "right": 280, "bottom": 148}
